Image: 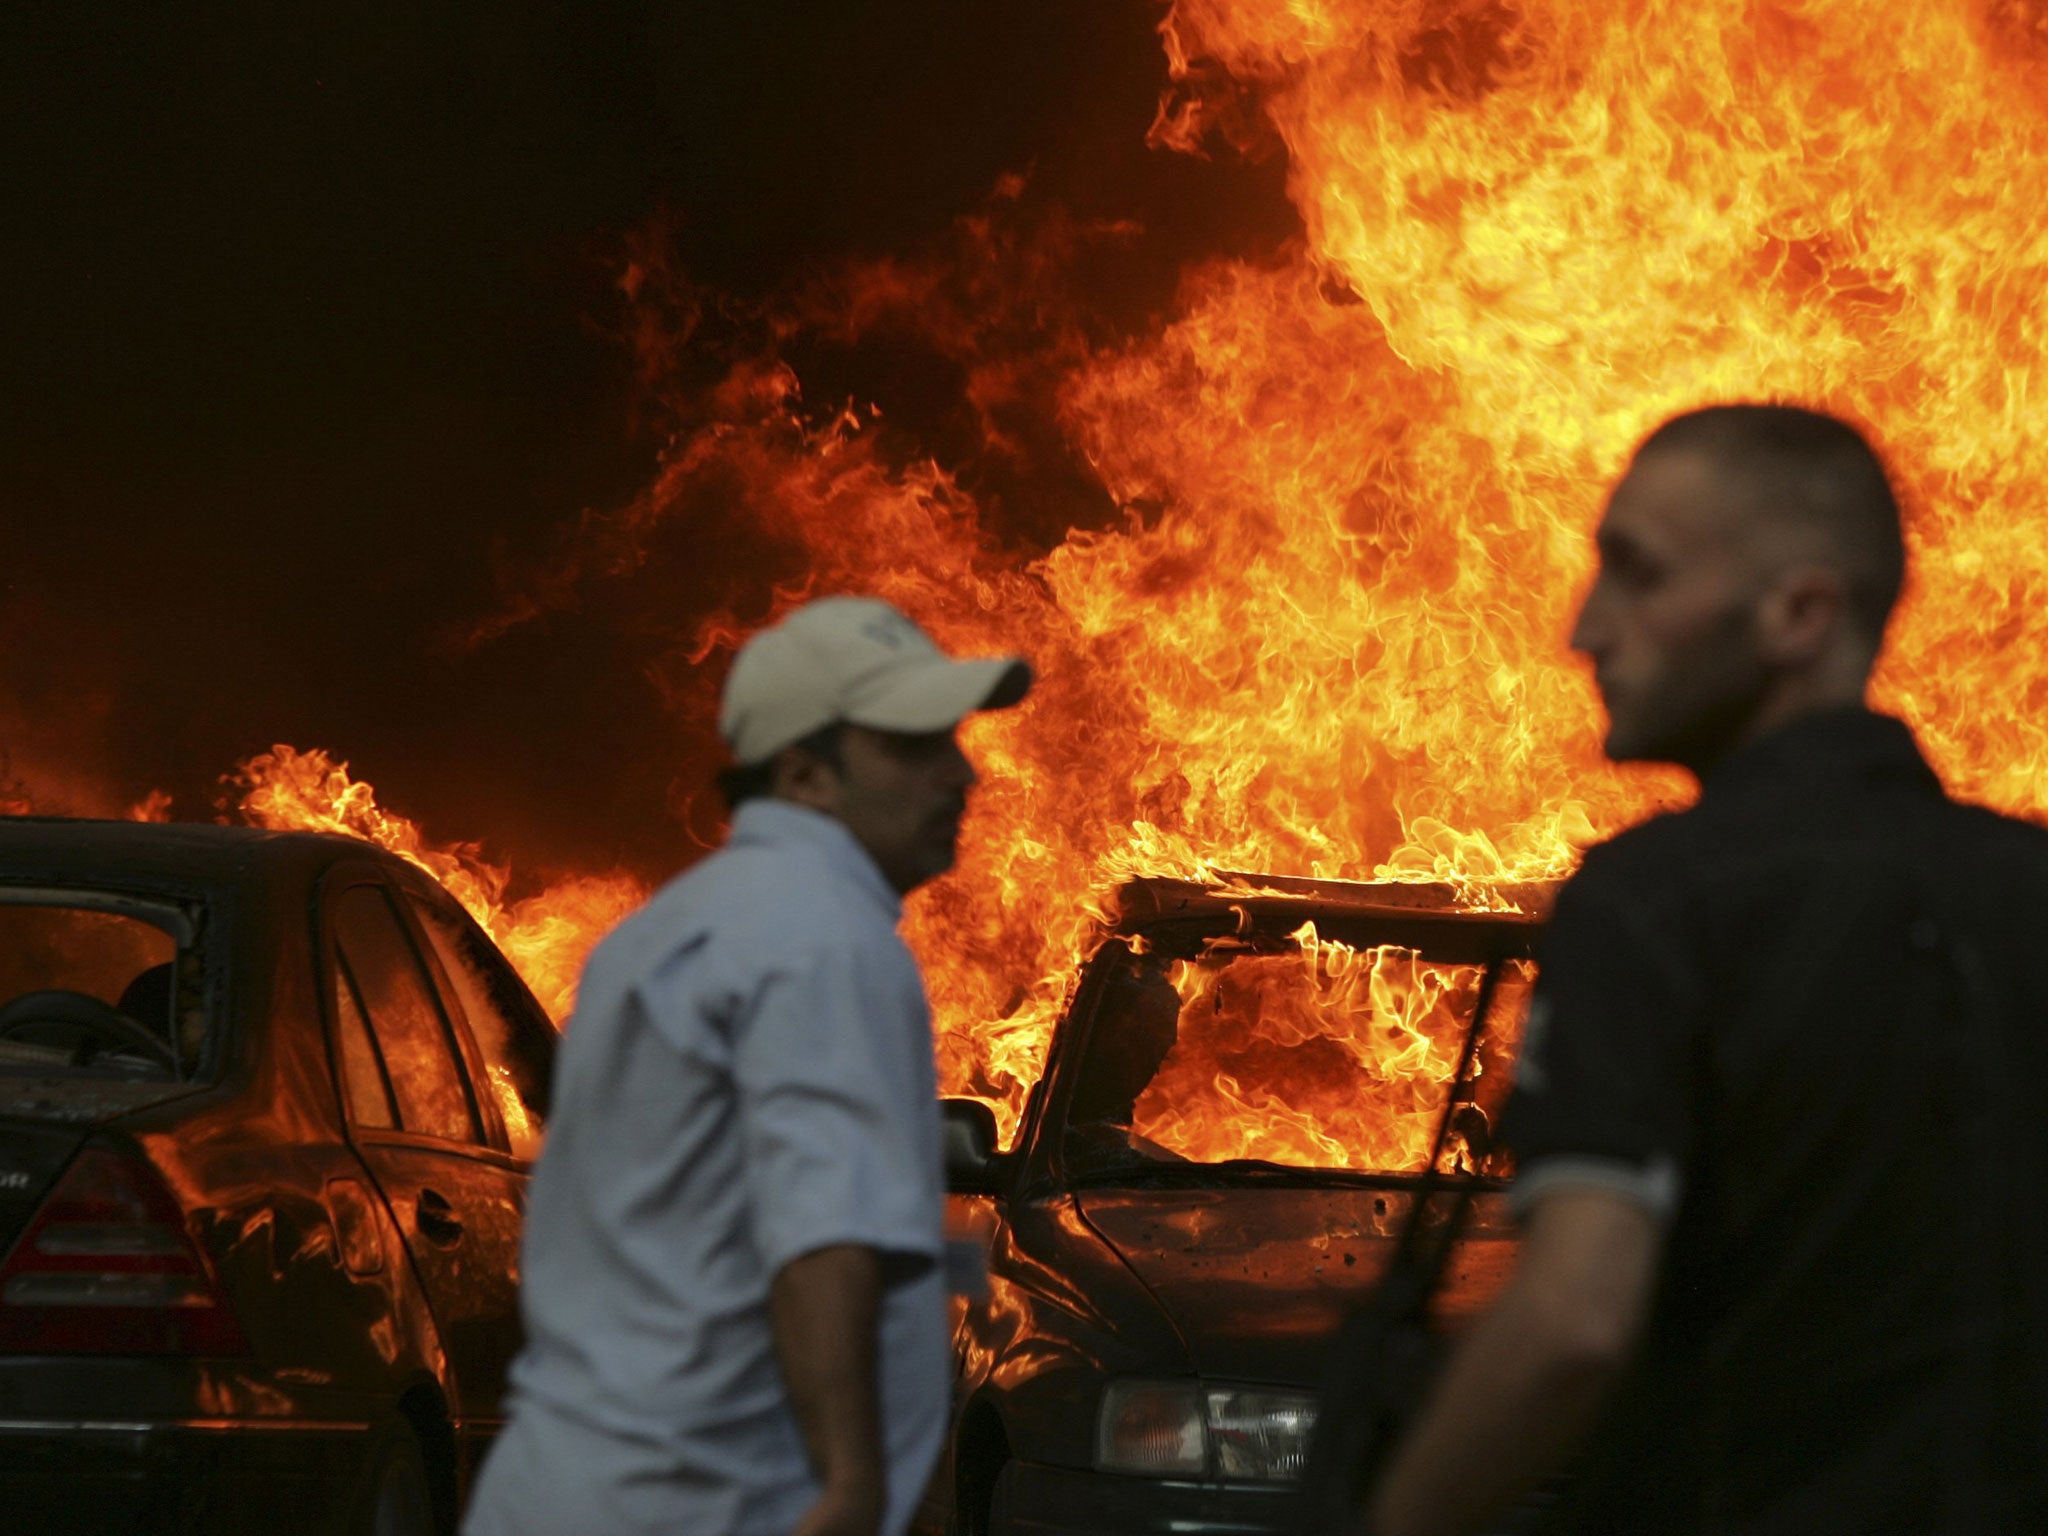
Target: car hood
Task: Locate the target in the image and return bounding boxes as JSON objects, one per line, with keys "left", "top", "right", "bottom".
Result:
{"left": 1074, "top": 1182, "right": 1517, "bottom": 1386}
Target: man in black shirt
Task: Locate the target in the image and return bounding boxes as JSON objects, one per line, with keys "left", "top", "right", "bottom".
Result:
{"left": 1368, "top": 405, "right": 2048, "bottom": 1535}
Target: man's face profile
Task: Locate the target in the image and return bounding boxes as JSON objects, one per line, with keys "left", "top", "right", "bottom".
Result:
{"left": 1570, "top": 448, "right": 1774, "bottom": 773}
{"left": 781, "top": 724, "right": 979, "bottom": 896}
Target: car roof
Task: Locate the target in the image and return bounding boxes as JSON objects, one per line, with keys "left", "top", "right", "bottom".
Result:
{"left": 1110, "top": 872, "right": 1555, "bottom": 961}
{"left": 0, "top": 816, "right": 383, "bottom": 897}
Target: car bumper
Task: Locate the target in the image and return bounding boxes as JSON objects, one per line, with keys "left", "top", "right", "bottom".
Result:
{"left": 1004, "top": 1460, "right": 1297, "bottom": 1536}
{"left": 0, "top": 1416, "right": 372, "bottom": 1535}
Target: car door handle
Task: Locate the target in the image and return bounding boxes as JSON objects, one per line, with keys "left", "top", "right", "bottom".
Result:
{"left": 416, "top": 1188, "right": 464, "bottom": 1245}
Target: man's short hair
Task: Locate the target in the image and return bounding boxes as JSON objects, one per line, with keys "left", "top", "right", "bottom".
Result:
{"left": 715, "top": 722, "right": 846, "bottom": 813}
{"left": 1637, "top": 403, "right": 1907, "bottom": 645}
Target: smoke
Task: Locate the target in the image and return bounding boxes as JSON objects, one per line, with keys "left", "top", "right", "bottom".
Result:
{"left": 4, "top": 3, "right": 1277, "bottom": 885}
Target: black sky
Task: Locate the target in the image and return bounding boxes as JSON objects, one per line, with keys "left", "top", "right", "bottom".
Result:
{"left": 1, "top": 2, "right": 1289, "bottom": 882}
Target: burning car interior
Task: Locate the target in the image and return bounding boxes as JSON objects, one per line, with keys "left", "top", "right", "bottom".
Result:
{"left": 1057, "top": 889, "right": 1536, "bottom": 1183}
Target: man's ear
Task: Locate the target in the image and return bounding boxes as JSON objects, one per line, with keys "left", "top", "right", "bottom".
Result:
{"left": 1759, "top": 565, "right": 1846, "bottom": 666}
{"left": 771, "top": 744, "right": 842, "bottom": 812}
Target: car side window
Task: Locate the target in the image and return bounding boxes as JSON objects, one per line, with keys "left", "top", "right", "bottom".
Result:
{"left": 409, "top": 895, "right": 555, "bottom": 1161}
{"left": 330, "top": 884, "right": 482, "bottom": 1146}
{"left": 331, "top": 971, "right": 397, "bottom": 1129}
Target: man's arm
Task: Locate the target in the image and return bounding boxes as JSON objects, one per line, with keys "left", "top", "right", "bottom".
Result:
{"left": 1365, "top": 1189, "right": 1662, "bottom": 1536}
{"left": 771, "top": 1243, "right": 887, "bottom": 1536}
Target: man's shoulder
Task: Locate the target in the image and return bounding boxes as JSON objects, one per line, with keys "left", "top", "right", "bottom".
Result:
{"left": 1937, "top": 797, "right": 2048, "bottom": 888}
{"left": 607, "top": 838, "right": 901, "bottom": 980}
{"left": 1566, "top": 785, "right": 2048, "bottom": 923}
{"left": 1943, "top": 794, "right": 2048, "bottom": 845}
{"left": 1567, "top": 807, "right": 1701, "bottom": 905}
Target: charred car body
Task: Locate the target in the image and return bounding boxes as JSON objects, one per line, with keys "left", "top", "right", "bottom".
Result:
{"left": 922, "top": 875, "right": 1548, "bottom": 1536}
{"left": 0, "top": 819, "right": 556, "bottom": 1534}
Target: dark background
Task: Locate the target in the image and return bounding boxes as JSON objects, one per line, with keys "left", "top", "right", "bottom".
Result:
{"left": 1, "top": 2, "right": 1289, "bottom": 882}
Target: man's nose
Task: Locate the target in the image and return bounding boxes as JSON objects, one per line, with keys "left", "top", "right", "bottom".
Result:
{"left": 1569, "top": 581, "right": 1609, "bottom": 659}
{"left": 947, "top": 739, "right": 977, "bottom": 791}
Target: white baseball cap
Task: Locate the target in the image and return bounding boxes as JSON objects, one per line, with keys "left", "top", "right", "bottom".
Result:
{"left": 719, "top": 596, "right": 1033, "bottom": 765}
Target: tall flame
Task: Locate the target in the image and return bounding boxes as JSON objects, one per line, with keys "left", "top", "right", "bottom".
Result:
{"left": 636, "top": 0, "right": 2048, "bottom": 1134}
{"left": 102, "top": 3, "right": 2048, "bottom": 1154}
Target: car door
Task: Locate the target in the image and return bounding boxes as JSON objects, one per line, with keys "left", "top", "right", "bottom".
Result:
{"left": 321, "top": 873, "right": 527, "bottom": 1443}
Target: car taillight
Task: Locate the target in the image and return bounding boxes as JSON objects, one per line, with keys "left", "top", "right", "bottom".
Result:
{"left": 0, "top": 1145, "right": 248, "bottom": 1356}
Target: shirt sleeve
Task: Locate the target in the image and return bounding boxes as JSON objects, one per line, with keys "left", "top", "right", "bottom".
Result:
{"left": 1502, "top": 860, "right": 1702, "bottom": 1222}
{"left": 727, "top": 934, "right": 942, "bottom": 1280}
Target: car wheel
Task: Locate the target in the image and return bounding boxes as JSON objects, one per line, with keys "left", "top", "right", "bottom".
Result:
{"left": 358, "top": 1420, "right": 437, "bottom": 1536}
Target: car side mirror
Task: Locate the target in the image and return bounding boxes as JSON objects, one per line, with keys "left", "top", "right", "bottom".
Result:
{"left": 941, "top": 1097, "right": 1012, "bottom": 1195}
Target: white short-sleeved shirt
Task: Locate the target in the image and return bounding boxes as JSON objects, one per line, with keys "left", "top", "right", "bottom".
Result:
{"left": 463, "top": 801, "right": 950, "bottom": 1536}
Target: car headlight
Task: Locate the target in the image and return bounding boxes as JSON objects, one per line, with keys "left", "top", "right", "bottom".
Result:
{"left": 1205, "top": 1386, "right": 1318, "bottom": 1482}
{"left": 1095, "top": 1379, "right": 1319, "bottom": 1482}
{"left": 1096, "top": 1380, "right": 1207, "bottom": 1476}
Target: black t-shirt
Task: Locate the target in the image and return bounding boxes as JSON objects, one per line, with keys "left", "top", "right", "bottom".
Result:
{"left": 1505, "top": 708, "right": 2048, "bottom": 1534}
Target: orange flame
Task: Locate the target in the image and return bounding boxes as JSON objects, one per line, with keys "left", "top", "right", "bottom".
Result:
{"left": 598, "top": 0, "right": 2048, "bottom": 1144}
{"left": 152, "top": 2, "right": 2048, "bottom": 1165}
{"left": 230, "top": 746, "right": 643, "bottom": 1022}
{"left": 125, "top": 789, "right": 173, "bottom": 825}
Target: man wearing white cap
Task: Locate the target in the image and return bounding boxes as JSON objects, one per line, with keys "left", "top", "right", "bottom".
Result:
{"left": 464, "top": 596, "right": 1031, "bottom": 1536}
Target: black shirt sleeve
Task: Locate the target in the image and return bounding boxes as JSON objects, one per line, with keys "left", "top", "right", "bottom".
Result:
{"left": 1503, "top": 851, "right": 1703, "bottom": 1211}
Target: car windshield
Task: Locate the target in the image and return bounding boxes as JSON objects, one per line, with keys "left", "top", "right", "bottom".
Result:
{"left": 1062, "top": 926, "right": 1531, "bottom": 1182}
{"left": 0, "top": 890, "right": 199, "bottom": 1080}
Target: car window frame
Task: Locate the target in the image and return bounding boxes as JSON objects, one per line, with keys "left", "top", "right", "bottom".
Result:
{"left": 0, "top": 882, "right": 212, "bottom": 1082}
{"left": 330, "top": 947, "right": 401, "bottom": 1130}
{"left": 1017, "top": 940, "right": 1132, "bottom": 1198}
{"left": 394, "top": 875, "right": 556, "bottom": 1168}
{"left": 1030, "top": 920, "right": 1539, "bottom": 1195}
{"left": 317, "top": 863, "right": 504, "bottom": 1156}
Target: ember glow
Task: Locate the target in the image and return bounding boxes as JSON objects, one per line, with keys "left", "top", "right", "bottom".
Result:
{"left": 116, "top": 4, "right": 2048, "bottom": 1156}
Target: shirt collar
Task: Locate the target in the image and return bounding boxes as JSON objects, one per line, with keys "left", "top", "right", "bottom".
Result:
{"left": 729, "top": 800, "right": 903, "bottom": 920}
{"left": 1699, "top": 705, "right": 1944, "bottom": 803}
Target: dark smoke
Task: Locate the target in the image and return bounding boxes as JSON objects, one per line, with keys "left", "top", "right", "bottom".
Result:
{"left": 2, "top": 1, "right": 1290, "bottom": 884}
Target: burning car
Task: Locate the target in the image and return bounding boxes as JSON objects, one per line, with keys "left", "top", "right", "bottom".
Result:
{"left": 921, "top": 874, "right": 1546, "bottom": 1536}
{"left": 0, "top": 818, "right": 557, "bottom": 1535}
